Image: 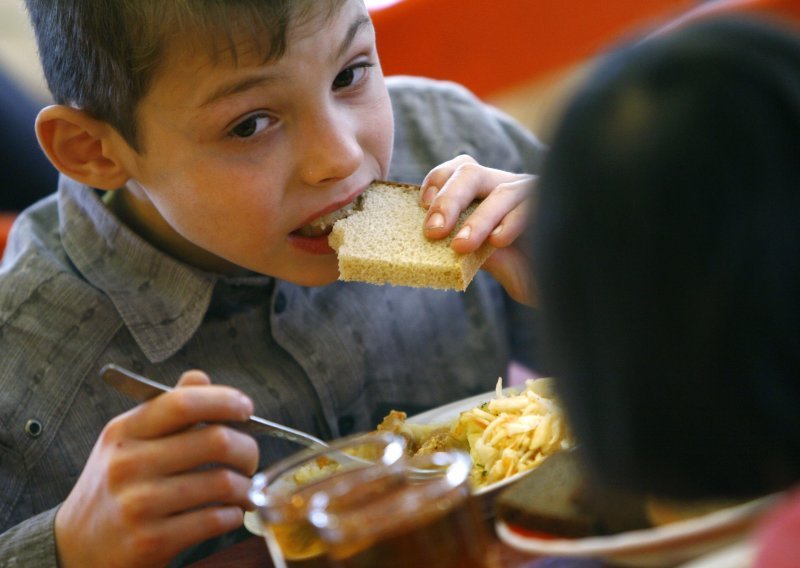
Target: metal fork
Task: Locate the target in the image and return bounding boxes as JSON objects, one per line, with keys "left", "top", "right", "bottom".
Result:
{"left": 100, "top": 364, "right": 331, "bottom": 450}
{"left": 100, "top": 365, "right": 438, "bottom": 474}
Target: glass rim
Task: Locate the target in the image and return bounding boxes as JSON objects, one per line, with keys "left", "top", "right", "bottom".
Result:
{"left": 248, "top": 430, "right": 407, "bottom": 509}
{"left": 306, "top": 449, "right": 473, "bottom": 537}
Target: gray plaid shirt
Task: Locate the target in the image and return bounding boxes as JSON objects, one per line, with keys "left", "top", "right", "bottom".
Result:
{"left": 0, "top": 76, "right": 544, "bottom": 566}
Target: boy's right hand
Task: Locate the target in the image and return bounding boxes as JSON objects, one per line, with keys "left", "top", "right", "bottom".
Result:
{"left": 420, "top": 155, "right": 537, "bottom": 306}
{"left": 54, "top": 370, "right": 259, "bottom": 568}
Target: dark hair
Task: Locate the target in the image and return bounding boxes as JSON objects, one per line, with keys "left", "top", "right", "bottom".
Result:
{"left": 24, "top": 0, "right": 344, "bottom": 152}
{"left": 533, "top": 16, "right": 800, "bottom": 499}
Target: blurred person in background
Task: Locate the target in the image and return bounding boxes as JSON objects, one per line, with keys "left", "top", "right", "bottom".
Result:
{"left": 530, "top": 15, "right": 800, "bottom": 565}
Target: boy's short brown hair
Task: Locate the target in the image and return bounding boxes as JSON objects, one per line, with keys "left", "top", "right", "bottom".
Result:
{"left": 25, "top": 0, "right": 344, "bottom": 152}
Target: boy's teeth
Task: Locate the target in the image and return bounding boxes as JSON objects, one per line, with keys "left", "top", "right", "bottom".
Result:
{"left": 297, "top": 225, "right": 330, "bottom": 238}
{"left": 298, "top": 194, "right": 365, "bottom": 238}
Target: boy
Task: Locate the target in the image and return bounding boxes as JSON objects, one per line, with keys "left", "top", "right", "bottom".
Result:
{"left": 1, "top": 1, "right": 543, "bottom": 566}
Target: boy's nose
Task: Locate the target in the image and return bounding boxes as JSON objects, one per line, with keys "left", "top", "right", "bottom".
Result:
{"left": 299, "top": 109, "right": 363, "bottom": 185}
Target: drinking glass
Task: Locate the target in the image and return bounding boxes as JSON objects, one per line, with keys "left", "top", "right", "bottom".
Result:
{"left": 248, "top": 432, "right": 407, "bottom": 568}
{"left": 306, "top": 450, "right": 494, "bottom": 568}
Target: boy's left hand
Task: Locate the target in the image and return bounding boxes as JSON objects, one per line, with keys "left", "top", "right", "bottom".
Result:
{"left": 421, "top": 155, "right": 537, "bottom": 306}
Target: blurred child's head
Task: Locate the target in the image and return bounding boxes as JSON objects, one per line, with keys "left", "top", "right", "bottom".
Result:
{"left": 532, "top": 16, "right": 800, "bottom": 499}
{"left": 27, "top": 0, "right": 393, "bottom": 283}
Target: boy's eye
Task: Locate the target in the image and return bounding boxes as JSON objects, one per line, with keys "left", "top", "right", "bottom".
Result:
{"left": 333, "top": 62, "right": 374, "bottom": 90}
{"left": 229, "top": 113, "right": 273, "bottom": 138}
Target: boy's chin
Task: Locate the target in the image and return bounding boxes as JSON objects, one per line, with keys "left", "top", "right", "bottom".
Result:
{"left": 282, "top": 267, "right": 341, "bottom": 288}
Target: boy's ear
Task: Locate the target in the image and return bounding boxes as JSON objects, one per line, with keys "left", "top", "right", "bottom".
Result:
{"left": 35, "top": 105, "right": 131, "bottom": 190}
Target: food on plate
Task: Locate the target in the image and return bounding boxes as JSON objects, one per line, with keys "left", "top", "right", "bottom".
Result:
{"left": 374, "top": 412, "right": 459, "bottom": 456}
{"left": 328, "top": 181, "right": 494, "bottom": 291}
{"left": 290, "top": 442, "right": 391, "bottom": 487}
{"left": 495, "top": 449, "right": 651, "bottom": 538}
{"left": 291, "top": 455, "right": 341, "bottom": 486}
{"left": 378, "top": 378, "right": 575, "bottom": 489}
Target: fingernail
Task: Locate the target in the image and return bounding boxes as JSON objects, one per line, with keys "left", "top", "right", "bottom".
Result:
{"left": 454, "top": 225, "right": 472, "bottom": 240}
{"left": 239, "top": 394, "right": 254, "bottom": 415}
{"left": 491, "top": 224, "right": 503, "bottom": 237}
{"left": 426, "top": 212, "right": 445, "bottom": 230}
{"left": 421, "top": 185, "right": 438, "bottom": 206}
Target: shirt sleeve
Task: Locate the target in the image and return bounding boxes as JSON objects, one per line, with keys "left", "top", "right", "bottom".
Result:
{"left": 0, "top": 506, "right": 59, "bottom": 568}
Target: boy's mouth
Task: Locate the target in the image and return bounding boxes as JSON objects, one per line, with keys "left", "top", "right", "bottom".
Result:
{"left": 295, "top": 225, "right": 331, "bottom": 238}
{"left": 294, "top": 194, "right": 365, "bottom": 238}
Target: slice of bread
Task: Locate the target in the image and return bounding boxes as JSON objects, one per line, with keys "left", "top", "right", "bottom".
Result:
{"left": 328, "top": 181, "right": 494, "bottom": 291}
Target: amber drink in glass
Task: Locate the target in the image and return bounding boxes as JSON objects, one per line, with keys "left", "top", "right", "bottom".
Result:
{"left": 249, "top": 432, "right": 407, "bottom": 568}
{"left": 307, "top": 451, "right": 493, "bottom": 568}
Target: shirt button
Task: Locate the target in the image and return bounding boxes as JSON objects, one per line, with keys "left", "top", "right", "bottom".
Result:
{"left": 25, "top": 419, "right": 43, "bottom": 438}
{"left": 338, "top": 415, "right": 356, "bottom": 436}
{"left": 273, "top": 292, "right": 287, "bottom": 314}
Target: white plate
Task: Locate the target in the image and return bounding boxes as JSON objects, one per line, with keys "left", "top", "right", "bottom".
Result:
{"left": 404, "top": 389, "right": 509, "bottom": 425}
{"left": 245, "top": 387, "right": 528, "bottom": 536}
{"left": 406, "top": 387, "right": 532, "bottom": 497}
{"left": 496, "top": 494, "right": 778, "bottom": 568}
{"left": 244, "top": 510, "right": 263, "bottom": 536}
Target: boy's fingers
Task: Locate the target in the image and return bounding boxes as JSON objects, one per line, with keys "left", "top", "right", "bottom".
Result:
{"left": 482, "top": 248, "right": 537, "bottom": 307}
{"left": 449, "top": 179, "right": 533, "bottom": 253}
{"left": 124, "top": 505, "right": 244, "bottom": 564}
{"left": 420, "top": 154, "right": 477, "bottom": 206}
{"left": 124, "top": 385, "right": 254, "bottom": 439}
{"left": 488, "top": 203, "right": 529, "bottom": 248}
{"left": 166, "top": 424, "right": 259, "bottom": 476}
{"left": 176, "top": 369, "right": 212, "bottom": 387}
{"left": 128, "top": 468, "right": 254, "bottom": 519}
{"left": 113, "top": 424, "right": 259, "bottom": 480}
{"left": 423, "top": 162, "right": 495, "bottom": 238}
{"left": 423, "top": 163, "right": 535, "bottom": 241}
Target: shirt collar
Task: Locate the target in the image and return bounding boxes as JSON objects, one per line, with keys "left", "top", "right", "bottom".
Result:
{"left": 58, "top": 177, "right": 270, "bottom": 362}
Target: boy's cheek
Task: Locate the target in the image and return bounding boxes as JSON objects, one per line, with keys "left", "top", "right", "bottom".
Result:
{"left": 371, "top": 94, "right": 395, "bottom": 176}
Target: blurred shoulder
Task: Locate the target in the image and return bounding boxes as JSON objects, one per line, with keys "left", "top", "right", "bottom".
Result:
{"left": 0, "top": 196, "right": 114, "bottom": 341}
{"left": 386, "top": 76, "right": 546, "bottom": 182}
{"left": 387, "top": 74, "right": 484, "bottom": 107}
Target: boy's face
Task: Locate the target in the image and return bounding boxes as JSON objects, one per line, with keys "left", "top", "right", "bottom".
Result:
{"left": 113, "top": 0, "right": 393, "bottom": 285}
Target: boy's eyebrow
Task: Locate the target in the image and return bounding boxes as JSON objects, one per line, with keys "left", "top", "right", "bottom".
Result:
{"left": 199, "top": 15, "right": 372, "bottom": 109}
{"left": 200, "top": 74, "right": 283, "bottom": 109}
{"left": 336, "top": 15, "right": 372, "bottom": 60}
